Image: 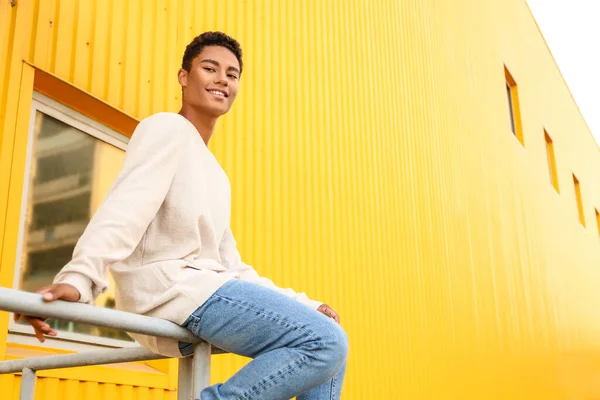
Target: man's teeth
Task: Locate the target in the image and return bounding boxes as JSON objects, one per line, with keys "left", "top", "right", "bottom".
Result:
{"left": 209, "top": 90, "right": 225, "bottom": 97}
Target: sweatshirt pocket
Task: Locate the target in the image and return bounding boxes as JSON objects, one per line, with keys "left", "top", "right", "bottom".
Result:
{"left": 150, "top": 261, "right": 188, "bottom": 288}
{"left": 111, "top": 261, "right": 185, "bottom": 314}
{"left": 151, "top": 259, "right": 226, "bottom": 288}
{"left": 184, "top": 258, "right": 227, "bottom": 273}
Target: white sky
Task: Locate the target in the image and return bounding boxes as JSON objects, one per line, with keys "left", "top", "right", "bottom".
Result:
{"left": 526, "top": 0, "right": 600, "bottom": 146}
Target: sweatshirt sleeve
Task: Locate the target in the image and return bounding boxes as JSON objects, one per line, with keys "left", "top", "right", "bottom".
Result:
{"left": 219, "top": 228, "right": 323, "bottom": 310}
{"left": 53, "top": 114, "right": 188, "bottom": 303}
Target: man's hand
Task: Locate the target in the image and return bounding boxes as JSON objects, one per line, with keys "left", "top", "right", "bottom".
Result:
{"left": 317, "top": 303, "right": 340, "bottom": 324}
{"left": 13, "top": 283, "right": 81, "bottom": 342}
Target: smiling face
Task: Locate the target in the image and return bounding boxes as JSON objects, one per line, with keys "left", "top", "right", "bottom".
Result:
{"left": 178, "top": 45, "right": 241, "bottom": 118}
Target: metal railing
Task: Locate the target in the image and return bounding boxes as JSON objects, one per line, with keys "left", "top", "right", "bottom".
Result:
{"left": 0, "top": 287, "right": 219, "bottom": 400}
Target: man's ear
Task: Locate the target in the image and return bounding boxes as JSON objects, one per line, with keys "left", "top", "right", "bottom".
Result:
{"left": 178, "top": 68, "right": 188, "bottom": 88}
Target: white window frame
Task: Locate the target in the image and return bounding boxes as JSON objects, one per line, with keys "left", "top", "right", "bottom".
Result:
{"left": 9, "top": 92, "right": 137, "bottom": 351}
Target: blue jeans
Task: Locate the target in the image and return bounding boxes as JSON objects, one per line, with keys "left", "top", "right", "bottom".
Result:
{"left": 179, "top": 279, "right": 348, "bottom": 400}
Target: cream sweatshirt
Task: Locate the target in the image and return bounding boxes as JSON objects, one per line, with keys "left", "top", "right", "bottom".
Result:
{"left": 53, "top": 112, "right": 322, "bottom": 357}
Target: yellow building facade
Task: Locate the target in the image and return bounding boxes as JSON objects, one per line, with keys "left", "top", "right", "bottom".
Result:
{"left": 2, "top": 0, "right": 600, "bottom": 398}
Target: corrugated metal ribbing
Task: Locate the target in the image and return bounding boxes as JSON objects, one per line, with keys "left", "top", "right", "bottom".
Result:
{"left": 2, "top": 0, "right": 600, "bottom": 398}
{"left": 0, "top": 1, "right": 16, "bottom": 147}
{"left": 0, "top": 374, "right": 171, "bottom": 399}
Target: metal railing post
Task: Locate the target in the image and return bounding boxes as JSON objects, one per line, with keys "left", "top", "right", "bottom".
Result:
{"left": 192, "top": 342, "right": 211, "bottom": 397}
{"left": 178, "top": 356, "right": 193, "bottom": 400}
{"left": 178, "top": 342, "right": 212, "bottom": 400}
{"left": 20, "top": 368, "right": 36, "bottom": 400}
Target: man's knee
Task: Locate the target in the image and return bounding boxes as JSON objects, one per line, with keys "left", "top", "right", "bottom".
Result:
{"left": 312, "top": 322, "right": 348, "bottom": 375}
{"left": 329, "top": 324, "right": 348, "bottom": 365}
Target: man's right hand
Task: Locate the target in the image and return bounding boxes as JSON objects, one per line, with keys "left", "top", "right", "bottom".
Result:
{"left": 13, "top": 283, "right": 81, "bottom": 343}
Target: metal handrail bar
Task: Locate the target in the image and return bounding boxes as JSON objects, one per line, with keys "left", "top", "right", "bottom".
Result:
{"left": 0, "top": 287, "right": 212, "bottom": 400}
{"left": 0, "top": 346, "right": 166, "bottom": 373}
{"left": 0, "top": 287, "right": 199, "bottom": 343}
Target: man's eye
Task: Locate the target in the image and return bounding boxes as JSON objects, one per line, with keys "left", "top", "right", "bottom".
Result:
{"left": 228, "top": 74, "right": 239, "bottom": 80}
{"left": 203, "top": 67, "right": 215, "bottom": 72}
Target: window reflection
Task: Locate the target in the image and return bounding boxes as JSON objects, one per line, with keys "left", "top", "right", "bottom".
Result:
{"left": 17, "top": 111, "right": 132, "bottom": 342}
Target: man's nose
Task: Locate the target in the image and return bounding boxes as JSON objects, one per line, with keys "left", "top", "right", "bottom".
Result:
{"left": 214, "top": 72, "right": 228, "bottom": 86}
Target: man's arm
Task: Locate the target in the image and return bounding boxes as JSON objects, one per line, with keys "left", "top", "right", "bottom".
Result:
{"left": 219, "top": 227, "right": 324, "bottom": 310}
{"left": 53, "top": 114, "right": 188, "bottom": 303}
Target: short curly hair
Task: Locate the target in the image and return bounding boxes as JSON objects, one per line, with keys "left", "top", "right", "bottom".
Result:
{"left": 181, "top": 31, "right": 243, "bottom": 74}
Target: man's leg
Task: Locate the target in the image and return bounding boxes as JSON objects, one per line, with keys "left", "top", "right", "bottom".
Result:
{"left": 179, "top": 279, "right": 348, "bottom": 400}
{"left": 297, "top": 360, "right": 346, "bottom": 400}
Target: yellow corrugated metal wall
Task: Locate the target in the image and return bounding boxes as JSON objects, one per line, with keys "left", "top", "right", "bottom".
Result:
{"left": 2, "top": 0, "right": 600, "bottom": 398}
{"left": 0, "top": 374, "right": 172, "bottom": 400}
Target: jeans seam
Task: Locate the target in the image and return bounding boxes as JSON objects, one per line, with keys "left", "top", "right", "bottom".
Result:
{"left": 185, "top": 294, "right": 220, "bottom": 334}
{"left": 331, "top": 371, "right": 337, "bottom": 400}
{"left": 239, "top": 354, "right": 311, "bottom": 400}
{"left": 183, "top": 313, "right": 199, "bottom": 332}
{"left": 212, "top": 293, "right": 322, "bottom": 343}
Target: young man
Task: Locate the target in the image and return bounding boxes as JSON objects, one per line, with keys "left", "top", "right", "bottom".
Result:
{"left": 16, "top": 32, "right": 348, "bottom": 399}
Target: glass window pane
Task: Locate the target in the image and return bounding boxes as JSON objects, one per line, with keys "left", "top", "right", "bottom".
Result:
{"left": 506, "top": 83, "right": 516, "bottom": 135}
{"left": 16, "top": 110, "right": 132, "bottom": 342}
